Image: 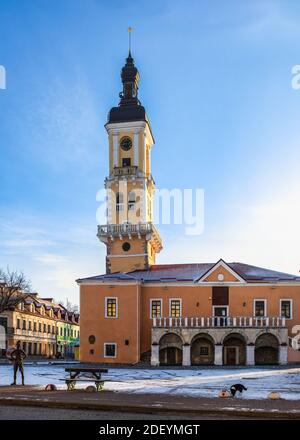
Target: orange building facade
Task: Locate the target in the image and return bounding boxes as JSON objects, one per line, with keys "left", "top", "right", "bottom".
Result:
{"left": 77, "top": 52, "right": 300, "bottom": 366}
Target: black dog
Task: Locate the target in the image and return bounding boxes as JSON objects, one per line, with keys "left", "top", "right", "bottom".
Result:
{"left": 230, "top": 384, "right": 247, "bottom": 397}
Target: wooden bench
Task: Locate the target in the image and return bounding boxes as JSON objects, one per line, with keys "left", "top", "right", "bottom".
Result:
{"left": 63, "top": 367, "right": 109, "bottom": 392}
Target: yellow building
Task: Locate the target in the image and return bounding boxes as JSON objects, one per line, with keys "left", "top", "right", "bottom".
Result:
{"left": 0, "top": 294, "right": 80, "bottom": 358}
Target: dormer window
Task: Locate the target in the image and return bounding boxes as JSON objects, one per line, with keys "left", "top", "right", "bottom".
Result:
{"left": 18, "top": 302, "right": 24, "bottom": 311}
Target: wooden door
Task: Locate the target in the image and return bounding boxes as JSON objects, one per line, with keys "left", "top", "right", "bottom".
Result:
{"left": 226, "top": 347, "right": 237, "bottom": 365}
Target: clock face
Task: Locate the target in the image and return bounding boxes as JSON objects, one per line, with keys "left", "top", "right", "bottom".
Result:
{"left": 120, "top": 137, "right": 132, "bottom": 151}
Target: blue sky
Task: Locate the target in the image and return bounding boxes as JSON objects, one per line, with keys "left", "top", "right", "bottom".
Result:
{"left": 1, "top": 0, "right": 300, "bottom": 305}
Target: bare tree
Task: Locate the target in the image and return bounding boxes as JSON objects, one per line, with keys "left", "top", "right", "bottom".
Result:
{"left": 0, "top": 268, "right": 31, "bottom": 313}
{"left": 59, "top": 298, "right": 79, "bottom": 314}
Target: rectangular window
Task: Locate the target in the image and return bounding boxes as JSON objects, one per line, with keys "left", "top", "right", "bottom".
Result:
{"left": 39, "top": 322, "right": 42, "bottom": 332}
{"left": 48, "top": 325, "right": 51, "bottom": 333}
{"left": 44, "top": 324, "right": 47, "bottom": 333}
{"left": 17, "top": 318, "right": 21, "bottom": 329}
{"left": 22, "top": 320, "right": 26, "bottom": 330}
{"left": 28, "top": 321, "right": 32, "bottom": 331}
{"left": 104, "top": 343, "right": 117, "bottom": 358}
{"left": 212, "top": 286, "right": 229, "bottom": 306}
{"left": 170, "top": 299, "right": 181, "bottom": 318}
{"left": 280, "top": 300, "right": 292, "bottom": 319}
{"left": 33, "top": 322, "right": 37, "bottom": 332}
{"left": 150, "top": 299, "right": 162, "bottom": 318}
{"left": 200, "top": 346, "right": 209, "bottom": 356}
{"left": 254, "top": 300, "right": 266, "bottom": 317}
{"left": 105, "top": 297, "right": 118, "bottom": 318}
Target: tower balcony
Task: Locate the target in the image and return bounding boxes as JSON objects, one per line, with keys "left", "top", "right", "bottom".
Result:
{"left": 113, "top": 165, "right": 139, "bottom": 177}
{"left": 97, "top": 222, "right": 162, "bottom": 252}
{"left": 106, "top": 167, "right": 155, "bottom": 186}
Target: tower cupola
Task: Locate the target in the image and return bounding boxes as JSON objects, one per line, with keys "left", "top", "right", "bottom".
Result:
{"left": 107, "top": 52, "right": 147, "bottom": 125}
{"left": 119, "top": 52, "right": 140, "bottom": 106}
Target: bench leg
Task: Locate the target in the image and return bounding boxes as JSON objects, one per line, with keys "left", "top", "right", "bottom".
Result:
{"left": 66, "top": 380, "right": 76, "bottom": 391}
{"left": 96, "top": 381, "right": 104, "bottom": 392}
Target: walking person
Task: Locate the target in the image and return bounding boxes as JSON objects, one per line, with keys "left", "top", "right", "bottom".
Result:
{"left": 10, "top": 340, "right": 26, "bottom": 386}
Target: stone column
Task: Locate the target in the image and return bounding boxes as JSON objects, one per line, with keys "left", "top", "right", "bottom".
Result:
{"left": 182, "top": 344, "right": 191, "bottom": 366}
{"left": 151, "top": 344, "right": 159, "bottom": 366}
{"left": 246, "top": 344, "right": 255, "bottom": 366}
{"left": 279, "top": 345, "right": 288, "bottom": 365}
{"left": 214, "top": 344, "right": 223, "bottom": 366}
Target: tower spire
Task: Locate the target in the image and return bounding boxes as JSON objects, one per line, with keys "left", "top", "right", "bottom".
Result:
{"left": 128, "top": 26, "right": 132, "bottom": 56}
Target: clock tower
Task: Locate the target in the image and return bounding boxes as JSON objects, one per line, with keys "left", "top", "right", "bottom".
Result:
{"left": 97, "top": 51, "right": 162, "bottom": 273}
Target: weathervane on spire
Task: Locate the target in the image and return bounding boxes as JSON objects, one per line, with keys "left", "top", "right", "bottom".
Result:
{"left": 128, "top": 27, "right": 133, "bottom": 55}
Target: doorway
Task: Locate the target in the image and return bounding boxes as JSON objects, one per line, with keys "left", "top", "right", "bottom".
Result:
{"left": 159, "top": 347, "right": 182, "bottom": 365}
{"left": 213, "top": 306, "right": 228, "bottom": 326}
{"left": 122, "top": 158, "right": 131, "bottom": 167}
{"left": 223, "top": 334, "right": 246, "bottom": 365}
{"left": 224, "top": 346, "right": 238, "bottom": 365}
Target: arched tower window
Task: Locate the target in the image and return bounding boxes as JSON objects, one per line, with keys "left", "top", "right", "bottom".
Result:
{"left": 116, "top": 192, "right": 124, "bottom": 211}
{"left": 128, "top": 191, "right": 136, "bottom": 211}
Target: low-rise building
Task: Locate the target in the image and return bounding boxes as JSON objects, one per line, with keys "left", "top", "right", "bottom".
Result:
{"left": 0, "top": 294, "right": 80, "bottom": 358}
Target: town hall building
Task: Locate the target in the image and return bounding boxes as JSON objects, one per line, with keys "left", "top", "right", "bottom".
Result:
{"left": 77, "top": 51, "right": 300, "bottom": 367}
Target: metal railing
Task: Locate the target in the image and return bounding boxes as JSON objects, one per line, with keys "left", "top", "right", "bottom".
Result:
{"left": 98, "top": 222, "right": 160, "bottom": 238}
{"left": 113, "top": 166, "right": 139, "bottom": 177}
{"left": 152, "top": 316, "right": 286, "bottom": 328}
{"left": 107, "top": 167, "right": 155, "bottom": 186}
{"left": 13, "top": 328, "right": 57, "bottom": 339}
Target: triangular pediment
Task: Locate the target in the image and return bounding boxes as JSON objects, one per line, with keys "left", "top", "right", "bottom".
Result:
{"left": 196, "top": 259, "right": 246, "bottom": 284}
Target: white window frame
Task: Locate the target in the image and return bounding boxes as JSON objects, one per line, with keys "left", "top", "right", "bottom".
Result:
{"left": 104, "top": 342, "right": 117, "bottom": 358}
{"left": 105, "top": 297, "right": 118, "bottom": 319}
{"left": 212, "top": 305, "right": 229, "bottom": 317}
{"left": 280, "top": 299, "right": 293, "bottom": 320}
{"left": 169, "top": 298, "right": 182, "bottom": 317}
{"left": 150, "top": 299, "right": 163, "bottom": 319}
{"left": 253, "top": 299, "right": 267, "bottom": 317}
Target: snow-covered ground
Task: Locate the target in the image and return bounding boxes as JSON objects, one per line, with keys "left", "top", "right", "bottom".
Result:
{"left": 1, "top": 365, "right": 300, "bottom": 400}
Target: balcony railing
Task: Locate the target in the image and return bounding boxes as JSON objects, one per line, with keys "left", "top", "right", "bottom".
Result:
{"left": 98, "top": 222, "right": 159, "bottom": 238}
{"left": 106, "top": 167, "right": 155, "bottom": 186}
{"left": 152, "top": 316, "right": 286, "bottom": 328}
{"left": 13, "top": 328, "right": 56, "bottom": 339}
{"left": 113, "top": 166, "right": 139, "bottom": 177}
{"left": 98, "top": 222, "right": 162, "bottom": 251}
